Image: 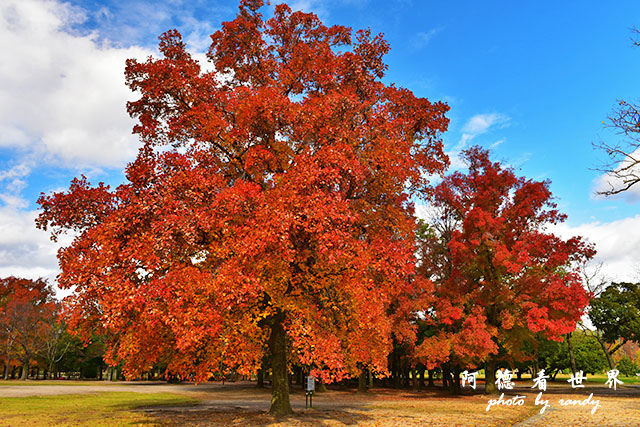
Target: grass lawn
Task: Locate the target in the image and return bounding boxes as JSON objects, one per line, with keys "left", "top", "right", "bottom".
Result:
{"left": 0, "top": 380, "right": 125, "bottom": 386}
{"left": 0, "top": 392, "right": 198, "bottom": 427}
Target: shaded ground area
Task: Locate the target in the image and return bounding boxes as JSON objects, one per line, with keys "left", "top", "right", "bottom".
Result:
{"left": 1, "top": 380, "right": 640, "bottom": 426}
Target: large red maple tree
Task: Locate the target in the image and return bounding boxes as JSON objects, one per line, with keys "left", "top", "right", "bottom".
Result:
{"left": 36, "top": 1, "right": 449, "bottom": 414}
{"left": 416, "top": 147, "right": 594, "bottom": 393}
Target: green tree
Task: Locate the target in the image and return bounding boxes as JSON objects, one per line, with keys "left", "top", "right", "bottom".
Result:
{"left": 616, "top": 356, "right": 638, "bottom": 377}
{"left": 589, "top": 282, "right": 640, "bottom": 369}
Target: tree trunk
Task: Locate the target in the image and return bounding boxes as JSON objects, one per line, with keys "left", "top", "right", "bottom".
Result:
{"left": 428, "top": 369, "right": 434, "bottom": 387}
{"left": 451, "top": 366, "right": 461, "bottom": 394}
{"left": 368, "top": 369, "right": 373, "bottom": 389}
{"left": 594, "top": 334, "right": 617, "bottom": 370}
{"left": 268, "top": 313, "right": 293, "bottom": 416}
{"left": 392, "top": 351, "right": 401, "bottom": 388}
{"left": 567, "top": 333, "right": 577, "bottom": 376}
{"left": 412, "top": 369, "right": 419, "bottom": 390}
{"left": 442, "top": 364, "right": 449, "bottom": 389}
{"left": 3, "top": 357, "right": 9, "bottom": 380}
{"left": 20, "top": 360, "right": 28, "bottom": 380}
{"left": 484, "top": 358, "right": 497, "bottom": 394}
{"left": 358, "top": 369, "right": 368, "bottom": 393}
{"left": 257, "top": 368, "right": 265, "bottom": 388}
{"left": 402, "top": 363, "right": 410, "bottom": 388}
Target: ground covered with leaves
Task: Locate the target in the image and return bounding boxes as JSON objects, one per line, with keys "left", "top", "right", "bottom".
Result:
{"left": 147, "top": 388, "right": 640, "bottom": 427}
{"left": 1, "top": 381, "right": 639, "bottom": 426}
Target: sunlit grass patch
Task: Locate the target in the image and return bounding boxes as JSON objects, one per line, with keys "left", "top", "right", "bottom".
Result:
{"left": 0, "top": 380, "right": 124, "bottom": 387}
{"left": 0, "top": 392, "right": 198, "bottom": 426}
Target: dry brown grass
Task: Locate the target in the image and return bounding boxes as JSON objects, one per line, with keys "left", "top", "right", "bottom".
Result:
{"left": 145, "top": 383, "right": 640, "bottom": 426}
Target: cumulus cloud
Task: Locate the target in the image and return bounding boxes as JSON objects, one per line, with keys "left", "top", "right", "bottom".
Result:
{"left": 0, "top": 0, "right": 151, "bottom": 169}
{"left": 0, "top": 205, "right": 70, "bottom": 288}
{"left": 551, "top": 216, "right": 640, "bottom": 283}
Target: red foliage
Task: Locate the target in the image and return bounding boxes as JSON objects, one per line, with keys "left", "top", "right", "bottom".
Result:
{"left": 0, "top": 277, "right": 57, "bottom": 374}
{"left": 416, "top": 147, "right": 594, "bottom": 368}
{"left": 37, "top": 1, "right": 449, "bottom": 386}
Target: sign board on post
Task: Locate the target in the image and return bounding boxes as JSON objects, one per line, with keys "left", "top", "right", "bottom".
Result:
{"left": 305, "top": 376, "right": 315, "bottom": 392}
{"left": 305, "top": 376, "right": 315, "bottom": 408}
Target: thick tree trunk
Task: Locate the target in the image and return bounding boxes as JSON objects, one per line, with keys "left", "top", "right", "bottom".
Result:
{"left": 484, "top": 358, "right": 497, "bottom": 394}
{"left": 566, "top": 333, "right": 577, "bottom": 376}
{"left": 20, "top": 360, "right": 28, "bottom": 380}
{"left": 428, "top": 369, "right": 434, "bottom": 387}
{"left": 268, "top": 314, "right": 293, "bottom": 416}
{"left": 368, "top": 369, "right": 373, "bottom": 389}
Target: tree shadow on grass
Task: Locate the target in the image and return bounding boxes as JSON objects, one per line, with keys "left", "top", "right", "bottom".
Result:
{"left": 140, "top": 406, "right": 375, "bottom": 426}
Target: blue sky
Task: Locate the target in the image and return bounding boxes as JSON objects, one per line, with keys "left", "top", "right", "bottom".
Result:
{"left": 1, "top": 0, "right": 640, "bottom": 284}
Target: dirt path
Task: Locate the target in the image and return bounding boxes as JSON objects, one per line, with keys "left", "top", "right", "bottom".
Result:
{"left": 0, "top": 381, "right": 229, "bottom": 398}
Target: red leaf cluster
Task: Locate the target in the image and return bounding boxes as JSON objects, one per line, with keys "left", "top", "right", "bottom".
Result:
{"left": 416, "top": 147, "right": 594, "bottom": 367}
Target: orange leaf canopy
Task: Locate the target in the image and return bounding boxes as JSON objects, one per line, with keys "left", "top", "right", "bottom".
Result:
{"left": 37, "top": 1, "right": 449, "bottom": 382}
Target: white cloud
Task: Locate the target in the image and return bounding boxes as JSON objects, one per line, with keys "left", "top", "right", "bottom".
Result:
{"left": 458, "top": 112, "right": 510, "bottom": 148}
{"left": 0, "top": 205, "right": 69, "bottom": 289}
{"left": 0, "top": 162, "right": 32, "bottom": 194}
{"left": 0, "top": 0, "right": 151, "bottom": 169}
{"left": 551, "top": 216, "right": 640, "bottom": 283}
{"left": 592, "top": 147, "right": 640, "bottom": 202}
{"left": 444, "top": 112, "right": 511, "bottom": 170}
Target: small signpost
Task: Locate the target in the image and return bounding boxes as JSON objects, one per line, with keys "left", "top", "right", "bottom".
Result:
{"left": 305, "top": 376, "right": 315, "bottom": 408}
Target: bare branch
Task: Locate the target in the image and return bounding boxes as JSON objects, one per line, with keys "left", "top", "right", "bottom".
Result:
{"left": 593, "top": 28, "right": 640, "bottom": 196}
